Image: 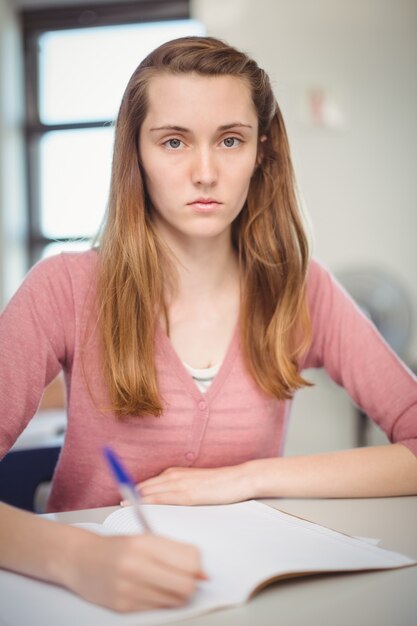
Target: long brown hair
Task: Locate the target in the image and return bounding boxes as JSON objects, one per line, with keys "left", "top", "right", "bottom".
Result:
{"left": 96, "top": 36, "right": 311, "bottom": 417}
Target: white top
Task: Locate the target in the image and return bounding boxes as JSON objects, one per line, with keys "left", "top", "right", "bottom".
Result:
{"left": 183, "top": 361, "right": 221, "bottom": 393}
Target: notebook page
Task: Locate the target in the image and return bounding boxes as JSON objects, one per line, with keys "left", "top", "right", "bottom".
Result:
{"left": 102, "top": 501, "right": 415, "bottom": 602}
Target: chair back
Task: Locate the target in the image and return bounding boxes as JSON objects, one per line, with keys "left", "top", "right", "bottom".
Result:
{"left": 0, "top": 446, "right": 61, "bottom": 512}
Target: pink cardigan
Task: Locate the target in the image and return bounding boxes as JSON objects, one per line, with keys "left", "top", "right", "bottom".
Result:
{"left": 0, "top": 250, "right": 416, "bottom": 511}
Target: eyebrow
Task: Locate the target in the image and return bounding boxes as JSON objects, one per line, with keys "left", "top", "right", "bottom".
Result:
{"left": 149, "top": 123, "right": 254, "bottom": 133}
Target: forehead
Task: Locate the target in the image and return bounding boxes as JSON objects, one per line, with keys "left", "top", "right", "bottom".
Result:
{"left": 143, "top": 73, "right": 257, "bottom": 127}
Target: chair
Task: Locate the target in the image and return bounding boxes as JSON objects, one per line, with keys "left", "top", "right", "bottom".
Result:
{"left": 0, "top": 445, "right": 61, "bottom": 512}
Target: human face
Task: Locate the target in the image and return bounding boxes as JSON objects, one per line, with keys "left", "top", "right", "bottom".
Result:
{"left": 139, "top": 73, "right": 259, "bottom": 248}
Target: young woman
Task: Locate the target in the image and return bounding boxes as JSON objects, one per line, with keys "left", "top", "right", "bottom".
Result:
{"left": 1, "top": 35, "right": 416, "bottom": 611}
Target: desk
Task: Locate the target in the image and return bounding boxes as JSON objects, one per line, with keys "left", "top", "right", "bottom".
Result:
{"left": 44, "top": 497, "right": 417, "bottom": 626}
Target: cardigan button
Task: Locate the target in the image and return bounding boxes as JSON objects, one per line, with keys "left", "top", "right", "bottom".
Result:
{"left": 198, "top": 400, "right": 207, "bottom": 410}
{"left": 185, "top": 452, "right": 195, "bottom": 462}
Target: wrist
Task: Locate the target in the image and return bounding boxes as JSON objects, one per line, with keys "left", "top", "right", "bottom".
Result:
{"left": 46, "top": 524, "right": 97, "bottom": 590}
{"left": 243, "top": 458, "right": 281, "bottom": 499}
{"left": 242, "top": 458, "right": 271, "bottom": 498}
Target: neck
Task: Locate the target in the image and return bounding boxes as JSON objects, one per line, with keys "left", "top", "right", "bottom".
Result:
{"left": 161, "top": 231, "right": 240, "bottom": 302}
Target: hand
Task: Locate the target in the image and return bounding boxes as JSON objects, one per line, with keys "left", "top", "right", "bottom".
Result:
{"left": 65, "top": 531, "right": 205, "bottom": 613}
{"left": 136, "top": 463, "right": 256, "bottom": 506}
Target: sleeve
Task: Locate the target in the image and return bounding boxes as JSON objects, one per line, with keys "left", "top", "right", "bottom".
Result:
{"left": 303, "top": 259, "right": 417, "bottom": 457}
{"left": 0, "top": 254, "right": 75, "bottom": 457}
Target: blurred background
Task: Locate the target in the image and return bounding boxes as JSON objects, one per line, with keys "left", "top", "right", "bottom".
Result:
{"left": 1, "top": 0, "right": 416, "bottom": 463}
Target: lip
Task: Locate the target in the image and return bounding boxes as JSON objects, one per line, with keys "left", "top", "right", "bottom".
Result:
{"left": 187, "top": 198, "right": 222, "bottom": 212}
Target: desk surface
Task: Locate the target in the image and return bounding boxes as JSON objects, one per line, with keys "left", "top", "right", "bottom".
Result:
{"left": 46, "top": 497, "right": 417, "bottom": 626}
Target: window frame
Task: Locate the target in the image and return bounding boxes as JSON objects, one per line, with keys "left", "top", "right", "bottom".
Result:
{"left": 21, "top": 0, "right": 190, "bottom": 264}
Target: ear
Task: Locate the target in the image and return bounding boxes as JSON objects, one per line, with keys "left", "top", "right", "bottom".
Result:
{"left": 256, "top": 134, "right": 268, "bottom": 166}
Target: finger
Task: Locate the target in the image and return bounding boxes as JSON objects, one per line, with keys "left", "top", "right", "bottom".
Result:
{"left": 139, "top": 469, "right": 188, "bottom": 489}
{"left": 148, "top": 565, "right": 199, "bottom": 602}
{"left": 141, "top": 466, "right": 206, "bottom": 485}
{"left": 138, "top": 479, "right": 179, "bottom": 495}
{"left": 121, "top": 490, "right": 197, "bottom": 506}
{"left": 138, "top": 476, "right": 168, "bottom": 488}
{"left": 134, "top": 551, "right": 200, "bottom": 601}
{"left": 139, "top": 473, "right": 200, "bottom": 497}
{"left": 141, "top": 490, "right": 195, "bottom": 505}
{"left": 120, "top": 487, "right": 183, "bottom": 506}
{"left": 120, "top": 481, "right": 178, "bottom": 505}
{"left": 110, "top": 540, "right": 203, "bottom": 611}
{"left": 131, "top": 578, "right": 194, "bottom": 609}
{"left": 113, "top": 579, "right": 190, "bottom": 613}
{"left": 140, "top": 480, "right": 183, "bottom": 496}
{"left": 137, "top": 535, "right": 204, "bottom": 580}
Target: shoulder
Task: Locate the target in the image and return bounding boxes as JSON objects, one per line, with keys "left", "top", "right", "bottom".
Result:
{"left": 35, "top": 248, "right": 98, "bottom": 275}
{"left": 306, "top": 257, "right": 332, "bottom": 285}
{"left": 304, "top": 256, "right": 361, "bottom": 333}
{"left": 12, "top": 249, "right": 99, "bottom": 314}
{"left": 26, "top": 248, "right": 99, "bottom": 287}
{"left": 305, "top": 257, "right": 336, "bottom": 309}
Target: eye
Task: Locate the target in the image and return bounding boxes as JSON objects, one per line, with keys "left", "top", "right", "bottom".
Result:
{"left": 222, "top": 136, "right": 241, "bottom": 148}
{"left": 163, "top": 138, "right": 183, "bottom": 150}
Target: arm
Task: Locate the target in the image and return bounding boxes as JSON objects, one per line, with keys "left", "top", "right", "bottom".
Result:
{"left": 250, "top": 442, "right": 417, "bottom": 498}
{"left": 136, "top": 442, "right": 417, "bottom": 505}
{"left": 0, "top": 502, "right": 204, "bottom": 612}
{"left": 0, "top": 255, "right": 71, "bottom": 456}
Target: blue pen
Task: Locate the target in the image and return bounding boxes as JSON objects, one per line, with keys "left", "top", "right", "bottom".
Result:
{"left": 103, "top": 446, "right": 153, "bottom": 533}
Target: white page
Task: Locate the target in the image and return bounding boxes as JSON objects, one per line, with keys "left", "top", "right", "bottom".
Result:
{"left": 0, "top": 501, "right": 414, "bottom": 626}
{"left": 100, "top": 501, "right": 414, "bottom": 602}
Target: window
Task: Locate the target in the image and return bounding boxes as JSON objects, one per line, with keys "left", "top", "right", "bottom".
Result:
{"left": 21, "top": 1, "right": 204, "bottom": 263}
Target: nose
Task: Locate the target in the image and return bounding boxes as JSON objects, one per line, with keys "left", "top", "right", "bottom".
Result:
{"left": 191, "top": 146, "right": 218, "bottom": 187}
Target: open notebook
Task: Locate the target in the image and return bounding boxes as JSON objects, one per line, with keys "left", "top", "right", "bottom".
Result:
{"left": 0, "top": 500, "right": 415, "bottom": 626}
